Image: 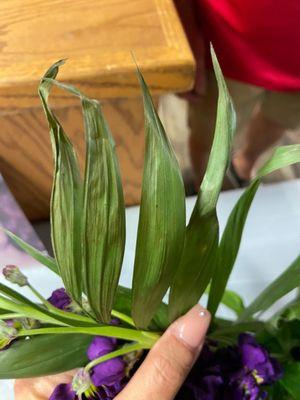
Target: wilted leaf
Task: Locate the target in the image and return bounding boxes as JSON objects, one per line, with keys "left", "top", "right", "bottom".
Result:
{"left": 81, "top": 97, "right": 125, "bottom": 323}
{"left": 168, "top": 47, "right": 236, "bottom": 321}
{"left": 39, "top": 61, "right": 82, "bottom": 303}
{"left": 45, "top": 76, "right": 126, "bottom": 323}
{"left": 131, "top": 68, "right": 186, "bottom": 328}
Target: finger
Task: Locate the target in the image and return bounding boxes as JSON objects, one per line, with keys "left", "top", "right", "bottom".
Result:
{"left": 14, "top": 370, "right": 76, "bottom": 400}
{"left": 116, "top": 304, "right": 210, "bottom": 400}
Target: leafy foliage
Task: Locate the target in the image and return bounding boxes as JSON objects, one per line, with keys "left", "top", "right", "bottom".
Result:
{"left": 168, "top": 47, "right": 236, "bottom": 320}
{"left": 0, "top": 51, "right": 300, "bottom": 387}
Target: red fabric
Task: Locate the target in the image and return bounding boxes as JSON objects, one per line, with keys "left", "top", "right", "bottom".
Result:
{"left": 195, "top": 0, "right": 300, "bottom": 91}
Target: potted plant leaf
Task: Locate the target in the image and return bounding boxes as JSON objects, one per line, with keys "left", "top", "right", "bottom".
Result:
{"left": 0, "top": 48, "right": 300, "bottom": 399}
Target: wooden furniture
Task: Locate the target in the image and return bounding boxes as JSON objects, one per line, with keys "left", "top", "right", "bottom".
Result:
{"left": 0, "top": 0, "right": 194, "bottom": 220}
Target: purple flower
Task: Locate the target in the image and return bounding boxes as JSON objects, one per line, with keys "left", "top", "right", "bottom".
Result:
{"left": 49, "top": 383, "right": 76, "bottom": 400}
{"left": 87, "top": 337, "right": 117, "bottom": 360}
{"left": 87, "top": 336, "right": 125, "bottom": 387}
{"left": 91, "top": 357, "right": 125, "bottom": 386}
{"left": 48, "top": 288, "right": 71, "bottom": 310}
{"left": 238, "top": 334, "right": 283, "bottom": 384}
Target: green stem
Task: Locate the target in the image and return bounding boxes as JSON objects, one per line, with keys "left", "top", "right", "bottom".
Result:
{"left": 111, "top": 310, "right": 135, "bottom": 327}
{"left": 18, "top": 326, "right": 161, "bottom": 348}
{"left": 27, "top": 284, "right": 98, "bottom": 326}
{"left": 85, "top": 342, "right": 144, "bottom": 372}
{"left": 0, "top": 313, "right": 25, "bottom": 320}
{"left": 0, "top": 296, "right": 68, "bottom": 326}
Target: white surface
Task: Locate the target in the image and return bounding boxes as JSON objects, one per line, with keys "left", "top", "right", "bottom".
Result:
{"left": 1, "top": 179, "right": 300, "bottom": 398}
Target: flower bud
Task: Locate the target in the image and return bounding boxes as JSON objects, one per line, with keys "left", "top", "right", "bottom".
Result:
{"left": 3, "top": 265, "right": 28, "bottom": 287}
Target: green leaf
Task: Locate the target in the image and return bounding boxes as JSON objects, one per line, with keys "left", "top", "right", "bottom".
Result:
{"left": 168, "top": 46, "right": 236, "bottom": 321}
{"left": 114, "top": 286, "right": 169, "bottom": 331}
{"left": 281, "top": 363, "right": 300, "bottom": 399}
{"left": 39, "top": 61, "right": 82, "bottom": 303}
{"left": 208, "top": 180, "right": 260, "bottom": 315}
{"left": 46, "top": 77, "right": 126, "bottom": 323}
{"left": 81, "top": 97, "right": 125, "bottom": 323}
{"left": 208, "top": 144, "right": 300, "bottom": 316}
{"left": 131, "top": 68, "right": 186, "bottom": 328}
{"left": 239, "top": 256, "right": 300, "bottom": 321}
{"left": 220, "top": 289, "right": 245, "bottom": 316}
{"left": 256, "top": 144, "right": 300, "bottom": 178}
{"left": 2, "top": 228, "right": 58, "bottom": 274}
{"left": 0, "top": 334, "right": 90, "bottom": 379}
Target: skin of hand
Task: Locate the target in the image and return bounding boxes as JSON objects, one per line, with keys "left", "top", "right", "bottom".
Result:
{"left": 14, "top": 305, "right": 210, "bottom": 400}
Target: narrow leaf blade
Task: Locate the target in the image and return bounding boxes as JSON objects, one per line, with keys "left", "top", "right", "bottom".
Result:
{"left": 168, "top": 47, "right": 236, "bottom": 321}
{"left": 239, "top": 256, "right": 300, "bottom": 321}
{"left": 39, "top": 61, "right": 82, "bottom": 302}
{"left": 2, "top": 228, "right": 58, "bottom": 274}
{"left": 82, "top": 98, "right": 126, "bottom": 323}
{"left": 208, "top": 180, "right": 260, "bottom": 315}
{"left": 209, "top": 144, "right": 300, "bottom": 316}
{"left": 132, "top": 68, "right": 186, "bottom": 328}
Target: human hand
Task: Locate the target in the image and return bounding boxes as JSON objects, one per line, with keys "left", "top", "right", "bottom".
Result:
{"left": 14, "top": 305, "right": 210, "bottom": 400}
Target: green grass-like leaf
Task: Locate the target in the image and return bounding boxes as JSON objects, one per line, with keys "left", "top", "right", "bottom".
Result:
{"left": 208, "top": 144, "right": 300, "bottom": 316}
{"left": 168, "top": 46, "right": 236, "bottom": 321}
{"left": 239, "top": 255, "right": 300, "bottom": 321}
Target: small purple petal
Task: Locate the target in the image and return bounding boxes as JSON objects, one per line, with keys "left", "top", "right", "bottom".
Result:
{"left": 49, "top": 383, "right": 76, "bottom": 400}
{"left": 87, "top": 336, "right": 117, "bottom": 361}
{"left": 91, "top": 357, "right": 125, "bottom": 386}
{"left": 48, "top": 288, "right": 71, "bottom": 310}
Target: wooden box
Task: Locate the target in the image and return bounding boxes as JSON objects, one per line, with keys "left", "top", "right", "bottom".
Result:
{"left": 0, "top": 0, "right": 194, "bottom": 220}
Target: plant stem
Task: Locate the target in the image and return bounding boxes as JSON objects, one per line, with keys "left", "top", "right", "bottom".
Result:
{"left": 85, "top": 342, "right": 144, "bottom": 372}
{"left": 18, "top": 326, "right": 161, "bottom": 348}
{"left": 0, "top": 313, "right": 25, "bottom": 320}
{"left": 111, "top": 310, "right": 135, "bottom": 327}
{"left": 27, "top": 284, "right": 98, "bottom": 326}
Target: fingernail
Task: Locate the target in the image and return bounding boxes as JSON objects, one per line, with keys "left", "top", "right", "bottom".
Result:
{"left": 170, "top": 305, "right": 211, "bottom": 350}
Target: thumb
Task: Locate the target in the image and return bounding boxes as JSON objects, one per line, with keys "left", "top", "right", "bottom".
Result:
{"left": 117, "top": 305, "right": 210, "bottom": 400}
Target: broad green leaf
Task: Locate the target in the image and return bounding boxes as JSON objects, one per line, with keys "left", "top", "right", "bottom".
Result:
{"left": 46, "top": 77, "right": 126, "bottom": 323}
{"left": 208, "top": 144, "right": 300, "bottom": 316}
{"left": 281, "top": 363, "right": 300, "bottom": 399}
{"left": 39, "top": 61, "right": 82, "bottom": 303}
{"left": 2, "top": 228, "right": 58, "bottom": 274}
{"left": 239, "top": 256, "right": 300, "bottom": 321}
{"left": 168, "top": 47, "right": 236, "bottom": 321}
{"left": 131, "top": 68, "right": 186, "bottom": 328}
{"left": 208, "top": 180, "right": 260, "bottom": 315}
{"left": 0, "top": 334, "right": 90, "bottom": 379}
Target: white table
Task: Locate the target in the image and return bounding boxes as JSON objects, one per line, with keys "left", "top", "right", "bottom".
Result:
{"left": 1, "top": 179, "right": 300, "bottom": 398}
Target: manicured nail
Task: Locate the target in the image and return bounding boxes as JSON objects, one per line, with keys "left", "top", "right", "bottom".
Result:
{"left": 170, "top": 305, "right": 211, "bottom": 350}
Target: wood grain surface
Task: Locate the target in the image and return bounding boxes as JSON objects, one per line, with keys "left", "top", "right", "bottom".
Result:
{"left": 0, "top": 0, "right": 194, "bottom": 113}
{"left": 0, "top": 0, "right": 195, "bottom": 220}
{"left": 0, "top": 97, "right": 147, "bottom": 220}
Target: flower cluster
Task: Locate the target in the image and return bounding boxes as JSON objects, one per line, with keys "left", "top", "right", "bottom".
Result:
{"left": 49, "top": 336, "right": 126, "bottom": 400}
{"left": 49, "top": 289, "right": 126, "bottom": 400}
{"left": 48, "top": 289, "right": 283, "bottom": 400}
{"left": 177, "top": 334, "right": 283, "bottom": 400}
